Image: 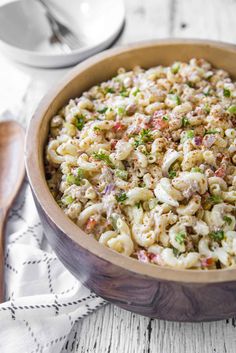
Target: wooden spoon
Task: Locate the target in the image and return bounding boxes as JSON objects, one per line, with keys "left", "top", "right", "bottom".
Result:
{"left": 0, "top": 120, "right": 25, "bottom": 302}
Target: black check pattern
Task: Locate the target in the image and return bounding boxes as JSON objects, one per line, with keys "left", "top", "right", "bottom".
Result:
{"left": 0, "top": 181, "right": 106, "bottom": 353}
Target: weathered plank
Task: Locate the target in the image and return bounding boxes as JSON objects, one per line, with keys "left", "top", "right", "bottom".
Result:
{"left": 66, "top": 305, "right": 236, "bottom": 353}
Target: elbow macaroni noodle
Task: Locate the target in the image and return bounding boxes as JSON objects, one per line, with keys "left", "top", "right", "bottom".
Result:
{"left": 45, "top": 59, "right": 236, "bottom": 270}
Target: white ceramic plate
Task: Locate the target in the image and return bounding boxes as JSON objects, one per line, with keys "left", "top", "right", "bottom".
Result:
{"left": 0, "top": 0, "right": 125, "bottom": 68}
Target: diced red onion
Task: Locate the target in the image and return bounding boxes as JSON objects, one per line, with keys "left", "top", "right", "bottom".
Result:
{"left": 137, "top": 250, "right": 149, "bottom": 263}
{"left": 194, "top": 136, "right": 203, "bottom": 146}
{"left": 203, "top": 134, "right": 216, "bottom": 148}
{"left": 148, "top": 253, "right": 164, "bottom": 266}
{"left": 103, "top": 184, "right": 115, "bottom": 195}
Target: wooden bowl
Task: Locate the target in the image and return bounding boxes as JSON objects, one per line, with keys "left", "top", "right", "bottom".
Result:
{"left": 26, "top": 39, "right": 236, "bottom": 322}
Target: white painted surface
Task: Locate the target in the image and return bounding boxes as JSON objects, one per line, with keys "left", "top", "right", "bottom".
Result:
{"left": 1, "top": 0, "right": 236, "bottom": 351}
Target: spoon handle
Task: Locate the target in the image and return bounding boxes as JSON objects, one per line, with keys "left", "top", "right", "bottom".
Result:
{"left": 0, "top": 208, "right": 6, "bottom": 303}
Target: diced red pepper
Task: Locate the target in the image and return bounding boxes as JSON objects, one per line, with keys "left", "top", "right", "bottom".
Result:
{"left": 215, "top": 167, "right": 226, "bottom": 178}
{"left": 113, "top": 122, "right": 125, "bottom": 131}
{"left": 111, "top": 139, "right": 118, "bottom": 149}
{"left": 201, "top": 257, "right": 214, "bottom": 267}
{"left": 150, "top": 116, "right": 169, "bottom": 130}
{"left": 86, "top": 218, "right": 97, "bottom": 231}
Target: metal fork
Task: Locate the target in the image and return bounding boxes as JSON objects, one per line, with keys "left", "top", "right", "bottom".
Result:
{"left": 38, "top": 0, "right": 80, "bottom": 51}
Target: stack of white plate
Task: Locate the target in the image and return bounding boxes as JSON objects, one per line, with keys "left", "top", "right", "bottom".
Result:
{"left": 0, "top": 0, "right": 125, "bottom": 67}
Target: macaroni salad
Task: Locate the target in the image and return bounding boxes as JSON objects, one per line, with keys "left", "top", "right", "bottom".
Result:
{"left": 45, "top": 59, "right": 236, "bottom": 270}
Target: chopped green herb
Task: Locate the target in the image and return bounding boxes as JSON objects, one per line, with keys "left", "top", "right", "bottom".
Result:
{"left": 186, "top": 81, "right": 195, "bottom": 88}
{"left": 93, "top": 126, "right": 101, "bottom": 131}
{"left": 62, "top": 195, "right": 74, "bottom": 205}
{"left": 203, "top": 104, "right": 211, "bottom": 114}
{"left": 223, "top": 88, "right": 231, "bottom": 98}
{"left": 117, "top": 107, "right": 125, "bottom": 116}
{"left": 181, "top": 130, "right": 194, "bottom": 143}
{"left": 208, "top": 195, "right": 222, "bottom": 204}
{"left": 132, "top": 88, "right": 140, "bottom": 96}
{"left": 105, "top": 87, "right": 115, "bottom": 94}
{"left": 191, "top": 167, "right": 202, "bottom": 173}
{"left": 93, "top": 152, "right": 114, "bottom": 168}
{"left": 182, "top": 116, "right": 189, "bottom": 127}
{"left": 228, "top": 105, "right": 236, "bottom": 114}
{"left": 135, "top": 202, "right": 141, "bottom": 208}
{"left": 75, "top": 114, "right": 85, "bottom": 131}
{"left": 203, "top": 88, "right": 211, "bottom": 96}
{"left": 134, "top": 129, "right": 154, "bottom": 147}
{"left": 173, "top": 248, "right": 180, "bottom": 257}
{"left": 168, "top": 94, "right": 181, "bottom": 105}
{"left": 162, "top": 116, "right": 169, "bottom": 121}
{"left": 115, "top": 169, "right": 128, "bottom": 180}
{"left": 66, "top": 174, "right": 81, "bottom": 186}
{"left": 205, "top": 71, "right": 213, "bottom": 80}
{"left": 223, "top": 215, "right": 232, "bottom": 225}
{"left": 97, "top": 107, "right": 108, "bottom": 114}
{"left": 204, "top": 129, "right": 219, "bottom": 135}
{"left": 168, "top": 170, "right": 176, "bottom": 179}
{"left": 209, "top": 230, "right": 224, "bottom": 241}
{"left": 115, "top": 192, "right": 128, "bottom": 203}
{"left": 171, "top": 62, "right": 180, "bottom": 74}
{"left": 175, "top": 232, "right": 186, "bottom": 245}
{"left": 120, "top": 88, "right": 129, "bottom": 97}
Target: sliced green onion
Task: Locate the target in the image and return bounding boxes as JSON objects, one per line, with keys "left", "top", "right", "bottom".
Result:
{"left": 115, "top": 169, "right": 128, "bottom": 180}
{"left": 175, "top": 232, "right": 186, "bottom": 245}
{"left": 117, "top": 107, "right": 125, "bottom": 116}
{"left": 181, "top": 130, "right": 194, "bottom": 143}
{"left": 168, "top": 94, "right": 181, "bottom": 105}
{"left": 62, "top": 195, "right": 74, "bottom": 205}
{"left": 191, "top": 167, "right": 203, "bottom": 173}
{"left": 182, "top": 117, "right": 189, "bottom": 127}
{"left": 132, "top": 88, "right": 140, "bottom": 96}
{"left": 171, "top": 62, "right": 180, "bottom": 74}
{"left": 66, "top": 174, "right": 81, "bottom": 186}
{"left": 228, "top": 105, "right": 236, "bottom": 114}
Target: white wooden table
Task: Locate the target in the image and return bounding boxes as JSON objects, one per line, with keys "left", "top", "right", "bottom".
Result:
{"left": 1, "top": 0, "right": 236, "bottom": 352}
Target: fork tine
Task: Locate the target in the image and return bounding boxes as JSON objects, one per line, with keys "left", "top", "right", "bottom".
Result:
{"left": 63, "top": 33, "right": 80, "bottom": 49}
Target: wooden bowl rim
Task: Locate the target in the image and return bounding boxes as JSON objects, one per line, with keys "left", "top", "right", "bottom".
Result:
{"left": 25, "top": 38, "right": 236, "bottom": 284}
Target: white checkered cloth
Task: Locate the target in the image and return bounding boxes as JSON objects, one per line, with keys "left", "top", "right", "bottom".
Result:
{"left": 0, "top": 181, "right": 106, "bottom": 353}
